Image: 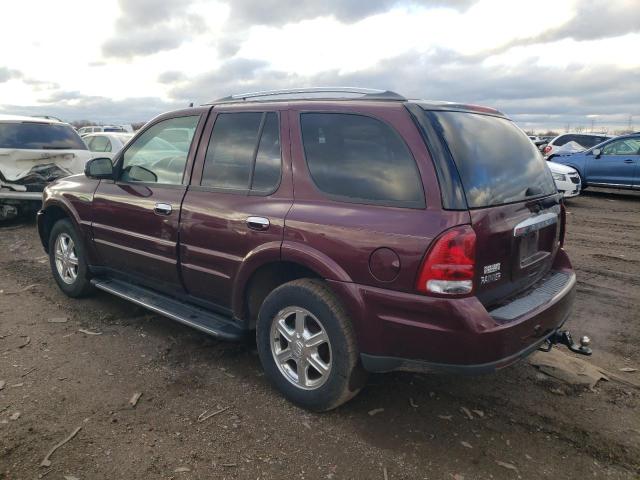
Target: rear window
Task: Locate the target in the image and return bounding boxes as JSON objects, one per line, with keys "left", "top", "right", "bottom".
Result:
{"left": 0, "top": 122, "right": 87, "bottom": 150}
{"left": 427, "top": 111, "right": 556, "bottom": 208}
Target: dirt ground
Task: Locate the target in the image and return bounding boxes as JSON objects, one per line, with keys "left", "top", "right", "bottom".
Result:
{"left": 1, "top": 188, "right": 639, "bottom": 480}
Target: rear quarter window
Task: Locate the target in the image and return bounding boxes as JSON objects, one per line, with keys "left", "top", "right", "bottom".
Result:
{"left": 300, "top": 113, "right": 425, "bottom": 208}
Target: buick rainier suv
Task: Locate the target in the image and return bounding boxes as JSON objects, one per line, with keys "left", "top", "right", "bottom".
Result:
{"left": 38, "top": 88, "right": 589, "bottom": 411}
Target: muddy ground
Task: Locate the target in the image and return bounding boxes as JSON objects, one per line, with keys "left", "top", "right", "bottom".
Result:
{"left": 1, "top": 188, "right": 639, "bottom": 480}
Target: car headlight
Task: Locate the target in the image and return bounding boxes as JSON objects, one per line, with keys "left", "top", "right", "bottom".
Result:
{"left": 552, "top": 173, "right": 567, "bottom": 182}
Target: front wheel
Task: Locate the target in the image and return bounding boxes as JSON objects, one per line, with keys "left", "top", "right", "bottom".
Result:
{"left": 256, "top": 279, "right": 367, "bottom": 411}
{"left": 49, "top": 219, "right": 94, "bottom": 297}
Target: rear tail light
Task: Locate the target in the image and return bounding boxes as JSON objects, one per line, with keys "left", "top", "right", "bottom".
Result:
{"left": 543, "top": 145, "right": 552, "bottom": 155}
{"left": 416, "top": 225, "right": 476, "bottom": 295}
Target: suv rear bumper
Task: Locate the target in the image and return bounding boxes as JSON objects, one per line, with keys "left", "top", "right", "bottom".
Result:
{"left": 329, "top": 250, "right": 576, "bottom": 373}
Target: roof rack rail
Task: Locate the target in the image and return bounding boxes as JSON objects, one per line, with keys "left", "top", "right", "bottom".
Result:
{"left": 209, "top": 87, "right": 406, "bottom": 104}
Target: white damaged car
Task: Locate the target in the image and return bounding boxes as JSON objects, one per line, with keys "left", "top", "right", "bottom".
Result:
{"left": 548, "top": 160, "right": 581, "bottom": 198}
{"left": 0, "top": 115, "right": 93, "bottom": 220}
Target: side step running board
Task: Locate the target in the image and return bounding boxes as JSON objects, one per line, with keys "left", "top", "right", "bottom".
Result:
{"left": 91, "top": 278, "right": 246, "bottom": 341}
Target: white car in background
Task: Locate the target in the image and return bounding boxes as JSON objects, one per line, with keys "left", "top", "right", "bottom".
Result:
{"left": 77, "top": 125, "right": 127, "bottom": 137}
{"left": 548, "top": 160, "right": 581, "bottom": 198}
{"left": 0, "top": 115, "right": 93, "bottom": 220}
{"left": 542, "top": 133, "right": 611, "bottom": 160}
{"left": 83, "top": 132, "right": 133, "bottom": 159}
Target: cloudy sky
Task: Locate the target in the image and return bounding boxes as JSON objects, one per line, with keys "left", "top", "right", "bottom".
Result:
{"left": 0, "top": 0, "right": 638, "bottom": 131}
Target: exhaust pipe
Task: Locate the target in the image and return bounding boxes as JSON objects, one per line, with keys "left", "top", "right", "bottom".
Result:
{"left": 539, "top": 330, "right": 592, "bottom": 356}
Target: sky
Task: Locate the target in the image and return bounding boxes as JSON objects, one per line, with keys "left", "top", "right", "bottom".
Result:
{"left": 0, "top": 0, "right": 638, "bottom": 131}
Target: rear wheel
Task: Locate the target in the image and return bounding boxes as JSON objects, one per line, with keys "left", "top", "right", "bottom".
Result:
{"left": 256, "top": 279, "right": 367, "bottom": 411}
{"left": 49, "top": 219, "right": 94, "bottom": 297}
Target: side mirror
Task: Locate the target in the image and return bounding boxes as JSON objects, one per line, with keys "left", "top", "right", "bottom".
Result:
{"left": 592, "top": 148, "right": 602, "bottom": 159}
{"left": 85, "top": 157, "right": 114, "bottom": 179}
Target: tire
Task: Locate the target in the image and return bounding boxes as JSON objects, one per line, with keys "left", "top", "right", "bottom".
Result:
{"left": 48, "top": 219, "right": 94, "bottom": 298}
{"left": 256, "top": 279, "right": 367, "bottom": 411}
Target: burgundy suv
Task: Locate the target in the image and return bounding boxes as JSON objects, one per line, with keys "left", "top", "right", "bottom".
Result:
{"left": 38, "top": 88, "right": 584, "bottom": 411}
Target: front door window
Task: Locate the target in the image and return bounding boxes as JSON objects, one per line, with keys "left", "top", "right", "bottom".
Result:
{"left": 120, "top": 116, "right": 199, "bottom": 185}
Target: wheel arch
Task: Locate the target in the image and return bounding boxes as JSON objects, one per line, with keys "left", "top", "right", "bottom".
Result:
{"left": 37, "top": 202, "right": 79, "bottom": 252}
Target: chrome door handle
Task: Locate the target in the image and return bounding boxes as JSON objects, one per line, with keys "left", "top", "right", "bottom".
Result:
{"left": 246, "top": 216, "right": 270, "bottom": 231}
{"left": 154, "top": 203, "right": 172, "bottom": 215}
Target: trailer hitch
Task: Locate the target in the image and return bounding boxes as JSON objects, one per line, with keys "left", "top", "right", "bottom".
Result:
{"left": 539, "top": 330, "right": 592, "bottom": 356}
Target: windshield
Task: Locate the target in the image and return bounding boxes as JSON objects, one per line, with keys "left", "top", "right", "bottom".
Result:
{"left": 0, "top": 122, "right": 87, "bottom": 150}
{"left": 427, "top": 111, "right": 556, "bottom": 208}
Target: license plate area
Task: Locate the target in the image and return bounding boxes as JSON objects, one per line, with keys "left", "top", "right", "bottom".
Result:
{"left": 519, "top": 230, "right": 541, "bottom": 267}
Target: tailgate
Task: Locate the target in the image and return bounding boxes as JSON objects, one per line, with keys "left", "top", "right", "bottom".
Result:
{"left": 471, "top": 195, "right": 562, "bottom": 307}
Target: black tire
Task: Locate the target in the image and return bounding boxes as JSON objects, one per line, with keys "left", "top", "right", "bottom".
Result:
{"left": 256, "top": 279, "right": 367, "bottom": 411}
{"left": 48, "top": 219, "right": 94, "bottom": 298}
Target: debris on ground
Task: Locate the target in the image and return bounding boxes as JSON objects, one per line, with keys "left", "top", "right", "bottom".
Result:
{"left": 368, "top": 408, "right": 384, "bottom": 416}
{"left": 78, "top": 329, "right": 102, "bottom": 336}
{"left": 460, "top": 407, "right": 474, "bottom": 420}
{"left": 409, "top": 398, "right": 419, "bottom": 408}
{"left": 619, "top": 367, "right": 637, "bottom": 373}
{"left": 438, "top": 415, "right": 453, "bottom": 421}
{"left": 10, "top": 412, "right": 21, "bottom": 420}
{"left": 496, "top": 460, "right": 519, "bottom": 474}
{"left": 383, "top": 467, "right": 389, "bottom": 480}
{"left": 21, "top": 367, "right": 37, "bottom": 377}
{"left": 460, "top": 441, "right": 472, "bottom": 449}
{"left": 18, "top": 335, "right": 31, "bottom": 348}
{"left": 0, "top": 380, "right": 5, "bottom": 390}
{"left": 40, "top": 426, "right": 82, "bottom": 467}
{"left": 129, "top": 392, "right": 143, "bottom": 408}
{"left": 472, "top": 409, "right": 485, "bottom": 418}
{"left": 197, "top": 406, "right": 230, "bottom": 423}
{"left": 529, "top": 348, "right": 608, "bottom": 389}
{"left": 48, "top": 317, "right": 68, "bottom": 323}
{"left": 174, "top": 466, "right": 191, "bottom": 473}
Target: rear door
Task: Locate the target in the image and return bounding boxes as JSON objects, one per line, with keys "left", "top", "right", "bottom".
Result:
{"left": 586, "top": 136, "right": 640, "bottom": 187}
{"left": 91, "top": 112, "right": 206, "bottom": 293}
{"left": 421, "top": 109, "right": 560, "bottom": 306}
{"left": 179, "top": 106, "right": 293, "bottom": 311}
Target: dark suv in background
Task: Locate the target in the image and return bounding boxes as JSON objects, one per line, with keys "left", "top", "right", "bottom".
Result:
{"left": 37, "top": 88, "right": 585, "bottom": 411}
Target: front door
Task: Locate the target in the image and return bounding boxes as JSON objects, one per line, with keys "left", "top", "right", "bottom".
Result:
{"left": 586, "top": 137, "right": 640, "bottom": 187}
{"left": 91, "top": 112, "right": 205, "bottom": 293}
{"left": 179, "top": 108, "right": 293, "bottom": 311}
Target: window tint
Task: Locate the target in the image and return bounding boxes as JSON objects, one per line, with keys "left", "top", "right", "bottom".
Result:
{"left": 602, "top": 137, "right": 640, "bottom": 155}
{"left": 554, "top": 135, "right": 573, "bottom": 147}
{"left": 252, "top": 113, "right": 281, "bottom": 192}
{"left": 201, "top": 112, "right": 281, "bottom": 193}
{"left": 0, "top": 122, "right": 87, "bottom": 150}
{"left": 426, "top": 110, "right": 556, "bottom": 208}
{"left": 88, "top": 135, "right": 111, "bottom": 152}
{"left": 121, "top": 115, "right": 199, "bottom": 185}
{"left": 300, "top": 113, "right": 424, "bottom": 207}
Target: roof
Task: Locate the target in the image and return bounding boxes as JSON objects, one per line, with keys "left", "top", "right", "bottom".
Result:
{"left": 206, "top": 87, "right": 506, "bottom": 118}
{"left": 208, "top": 87, "right": 406, "bottom": 104}
{"left": 0, "top": 114, "right": 65, "bottom": 124}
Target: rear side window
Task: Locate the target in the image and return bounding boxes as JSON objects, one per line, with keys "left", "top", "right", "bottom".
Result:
{"left": 201, "top": 112, "right": 281, "bottom": 193}
{"left": 88, "top": 136, "right": 112, "bottom": 152}
{"left": 300, "top": 113, "right": 424, "bottom": 208}
{"left": 0, "top": 122, "right": 87, "bottom": 150}
{"left": 578, "top": 135, "right": 607, "bottom": 148}
{"left": 553, "top": 135, "right": 573, "bottom": 147}
{"left": 427, "top": 111, "right": 556, "bottom": 208}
